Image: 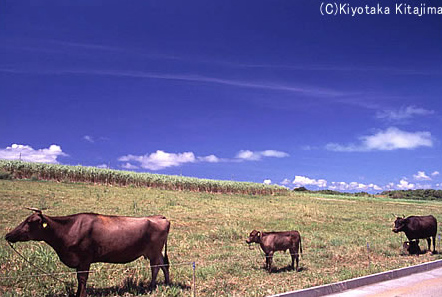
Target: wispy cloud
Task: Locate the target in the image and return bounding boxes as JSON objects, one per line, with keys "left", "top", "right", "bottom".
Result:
{"left": 326, "top": 127, "right": 433, "bottom": 152}
{"left": 0, "top": 144, "right": 67, "bottom": 163}
{"left": 83, "top": 135, "right": 95, "bottom": 143}
{"left": 376, "top": 105, "right": 435, "bottom": 122}
{"left": 73, "top": 69, "right": 345, "bottom": 97}
{"left": 0, "top": 67, "right": 343, "bottom": 98}
{"left": 235, "top": 150, "right": 289, "bottom": 161}
{"left": 82, "top": 135, "right": 109, "bottom": 144}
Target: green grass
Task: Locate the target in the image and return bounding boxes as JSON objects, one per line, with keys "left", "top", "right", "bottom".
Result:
{"left": 1, "top": 180, "right": 442, "bottom": 296}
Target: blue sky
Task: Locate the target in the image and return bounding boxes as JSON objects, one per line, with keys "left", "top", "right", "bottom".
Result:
{"left": 1, "top": 1, "right": 442, "bottom": 192}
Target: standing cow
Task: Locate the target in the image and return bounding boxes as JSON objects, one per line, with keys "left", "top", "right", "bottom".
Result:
{"left": 246, "top": 229, "right": 302, "bottom": 272}
{"left": 392, "top": 215, "right": 437, "bottom": 254}
{"left": 5, "top": 208, "right": 170, "bottom": 297}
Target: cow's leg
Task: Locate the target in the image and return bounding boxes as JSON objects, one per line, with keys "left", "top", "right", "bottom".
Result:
{"left": 289, "top": 248, "right": 295, "bottom": 270}
{"left": 267, "top": 252, "right": 274, "bottom": 273}
{"left": 289, "top": 248, "right": 299, "bottom": 271}
{"left": 76, "top": 263, "right": 90, "bottom": 297}
{"left": 160, "top": 254, "right": 170, "bottom": 285}
{"left": 264, "top": 253, "right": 270, "bottom": 270}
{"left": 147, "top": 256, "right": 163, "bottom": 290}
{"left": 427, "top": 237, "right": 432, "bottom": 253}
{"left": 432, "top": 236, "right": 436, "bottom": 254}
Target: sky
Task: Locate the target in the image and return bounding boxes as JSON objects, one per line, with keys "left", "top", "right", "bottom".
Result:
{"left": 1, "top": 0, "right": 442, "bottom": 192}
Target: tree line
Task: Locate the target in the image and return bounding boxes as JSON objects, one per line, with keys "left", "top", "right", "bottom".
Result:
{"left": 294, "top": 186, "right": 442, "bottom": 201}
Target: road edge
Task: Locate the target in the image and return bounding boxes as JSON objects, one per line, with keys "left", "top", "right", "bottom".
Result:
{"left": 270, "top": 259, "right": 442, "bottom": 297}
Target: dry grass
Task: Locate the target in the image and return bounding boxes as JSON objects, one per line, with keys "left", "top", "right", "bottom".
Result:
{"left": 1, "top": 180, "right": 442, "bottom": 296}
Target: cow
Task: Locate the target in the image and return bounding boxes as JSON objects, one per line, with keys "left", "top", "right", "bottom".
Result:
{"left": 246, "top": 229, "right": 302, "bottom": 273}
{"left": 392, "top": 215, "right": 437, "bottom": 254}
{"left": 403, "top": 240, "right": 421, "bottom": 255}
{"left": 5, "top": 208, "right": 170, "bottom": 297}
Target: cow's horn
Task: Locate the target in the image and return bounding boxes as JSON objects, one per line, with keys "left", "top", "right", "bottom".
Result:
{"left": 25, "top": 207, "right": 42, "bottom": 214}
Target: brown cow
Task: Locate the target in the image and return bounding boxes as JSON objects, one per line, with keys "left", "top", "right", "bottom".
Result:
{"left": 5, "top": 209, "right": 170, "bottom": 297}
{"left": 246, "top": 229, "right": 302, "bottom": 272}
{"left": 393, "top": 215, "right": 437, "bottom": 253}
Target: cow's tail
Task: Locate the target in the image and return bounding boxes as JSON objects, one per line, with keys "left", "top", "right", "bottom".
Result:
{"left": 300, "top": 237, "right": 303, "bottom": 255}
{"left": 163, "top": 238, "right": 169, "bottom": 267}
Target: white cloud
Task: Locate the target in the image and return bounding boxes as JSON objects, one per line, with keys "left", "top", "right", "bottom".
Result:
{"left": 293, "top": 175, "right": 327, "bottom": 188}
{"left": 235, "top": 150, "right": 289, "bottom": 161}
{"left": 121, "top": 162, "right": 139, "bottom": 170}
{"left": 326, "top": 127, "right": 433, "bottom": 152}
{"left": 0, "top": 144, "right": 67, "bottom": 163}
{"left": 397, "top": 179, "right": 415, "bottom": 190}
{"left": 376, "top": 106, "right": 434, "bottom": 121}
{"left": 413, "top": 171, "right": 431, "bottom": 181}
{"left": 371, "top": 184, "right": 383, "bottom": 191}
{"left": 328, "top": 181, "right": 349, "bottom": 191}
{"left": 119, "top": 150, "right": 197, "bottom": 170}
{"left": 235, "top": 150, "right": 258, "bottom": 161}
{"left": 96, "top": 164, "right": 109, "bottom": 169}
{"left": 281, "top": 178, "right": 291, "bottom": 185}
{"left": 83, "top": 135, "right": 94, "bottom": 143}
{"left": 119, "top": 149, "right": 289, "bottom": 171}
{"left": 197, "top": 155, "right": 220, "bottom": 163}
{"left": 263, "top": 179, "right": 272, "bottom": 185}
{"left": 431, "top": 171, "right": 440, "bottom": 177}
{"left": 328, "top": 181, "right": 382, "bottom": 192}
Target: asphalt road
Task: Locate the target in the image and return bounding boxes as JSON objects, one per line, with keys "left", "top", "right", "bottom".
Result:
{"left": 325, "top": 266, "right": 442, "bottom": 297}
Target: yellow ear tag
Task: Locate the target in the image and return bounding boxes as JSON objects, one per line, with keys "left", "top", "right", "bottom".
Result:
{"left": 42, "top": 223, "right": 48, "bottom": 228}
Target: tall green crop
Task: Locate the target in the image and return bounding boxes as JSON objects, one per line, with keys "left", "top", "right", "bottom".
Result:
{"left": 0, "top": 160, "right": 288, "bottom": 195}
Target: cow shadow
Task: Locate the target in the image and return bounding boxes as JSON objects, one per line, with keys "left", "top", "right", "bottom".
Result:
{"left": 46, "top": 278, "right": 190, "bottom": 297}
{"left": 263, "top": 266, "right": 306, "bottom": 274}
{"left": 400, "top": 248, "right": 436, "bottom": 256}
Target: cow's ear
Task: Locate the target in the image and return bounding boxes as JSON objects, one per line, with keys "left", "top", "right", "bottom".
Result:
{"left": 38, "top": 214, "right": 48, "bottom": 229}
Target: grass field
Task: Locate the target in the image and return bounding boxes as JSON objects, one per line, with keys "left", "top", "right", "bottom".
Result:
{"left": 1, "top": 179, "right": 442, "bottom": 296}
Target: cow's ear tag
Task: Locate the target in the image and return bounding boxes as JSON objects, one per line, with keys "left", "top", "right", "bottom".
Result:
{"left": 42, "top": 222, "right": 48, "bottom": 229}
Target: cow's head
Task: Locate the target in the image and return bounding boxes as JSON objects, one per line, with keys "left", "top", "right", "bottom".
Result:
{"left": 392, "top": 216, "right": 407, "bottom": 233}
{"left": 5, "top": 208, "right": 48, "bottom": 243}
{"left": 246, "top": 230, "right": 261, "bottom": 244}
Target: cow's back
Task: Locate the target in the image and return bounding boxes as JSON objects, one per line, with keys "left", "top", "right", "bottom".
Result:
{"left": 85, "top": 214, "right": 169, "bottom": 263}
{"left": 261, "top": 231, "right": 300, "bottom": 252}
{"left": 407, "top": 215, "right": 437, "bottom": 239}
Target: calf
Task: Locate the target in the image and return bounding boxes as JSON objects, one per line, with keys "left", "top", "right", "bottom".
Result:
{"left": 403, "top": 240, "right": 421, "bottom": 255}
{"left": 393, "top": 215, "right": 437, "bottom": 253}
{"left": 246, "top": 230, "right": 302, "bottom": 272}
{"left": 5, "top": 209, "right": 170, "bottom": 297}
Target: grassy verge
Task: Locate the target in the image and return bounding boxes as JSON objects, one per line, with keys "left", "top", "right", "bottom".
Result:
{"left": 1, "top": 180, "right": 442, "bottom": 296}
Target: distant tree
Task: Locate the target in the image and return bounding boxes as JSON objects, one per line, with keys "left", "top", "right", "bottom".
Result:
{"left": 293, "top": 186, "right": 308, "bottom": 192}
